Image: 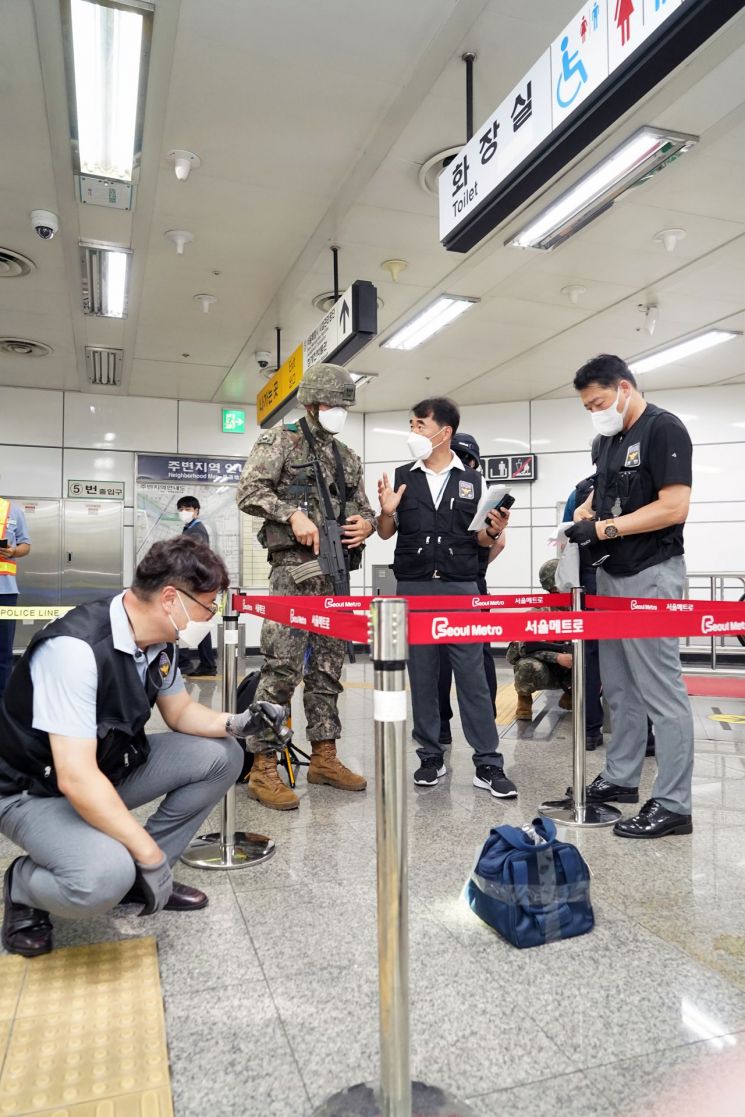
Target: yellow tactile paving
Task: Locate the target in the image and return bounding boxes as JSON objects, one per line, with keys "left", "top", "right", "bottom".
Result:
{"left": 0, "top": 955, "right": 25, "bottom": 1021}
{"left": 495, "top": 681, "right": 520, "bottom": 726}
{"left": 0, "top": 938, "right": 173, "bottom": 1117}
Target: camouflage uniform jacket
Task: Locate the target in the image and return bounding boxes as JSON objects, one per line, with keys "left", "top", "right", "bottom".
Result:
{"left": 506, "top": 639, "right": 571, "bottom": 668}
{"left": 236, "top": 415, "right": 376, "bottom": 568}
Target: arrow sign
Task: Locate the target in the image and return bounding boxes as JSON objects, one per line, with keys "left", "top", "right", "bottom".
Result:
{"left": 339, "top": 300, "right": 350, "bottom": 333}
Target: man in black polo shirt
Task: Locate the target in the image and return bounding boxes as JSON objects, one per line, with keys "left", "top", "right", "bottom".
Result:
{"left": 377, "top": 397, "right": 516, "bottom": 799}
{"left": 566, "top": 354, "right": 694, "bottom": 839}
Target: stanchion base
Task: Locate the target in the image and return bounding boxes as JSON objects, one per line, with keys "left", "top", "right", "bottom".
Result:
{"left": 311, "top": 1080, "right": 480, "bottom": 1116}
{"left": 180, "top": 831, "right": 275, "bottom": 869}
{"left": 539, "top": 797, "right": 622, "bottom": 828}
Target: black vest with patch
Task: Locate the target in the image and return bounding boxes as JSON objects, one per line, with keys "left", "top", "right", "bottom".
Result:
{"left": 392, "top": 462, "right": 481, "bottom": 581}
{"left": 0, "top": 598, "right": 174, "bottom": 797}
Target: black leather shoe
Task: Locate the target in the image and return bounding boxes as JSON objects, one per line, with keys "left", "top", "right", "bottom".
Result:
{"left": 2, "top": 858, "right": 53, "bottom": 957}
{"left": 121, "top": 880, "right": 209, "bottom": 912}
{"left": 184, "top": 665, "right": 217, "bottom": 677}
{"left": 614, "top": 798, "right": 692, "bottom": 839}
{"left": 586, "top": 733, "right": 603, "bottom": 752}
{"left": 586, "top": 774, "right": 639, "bottom": 804}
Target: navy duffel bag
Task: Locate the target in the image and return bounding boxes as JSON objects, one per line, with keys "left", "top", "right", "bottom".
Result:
{"left": 466, "top": 816, "right": 594, "bottom": 948}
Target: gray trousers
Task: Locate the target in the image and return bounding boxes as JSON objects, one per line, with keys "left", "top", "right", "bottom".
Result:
{"left": 400, "top": 580, "right": 503, "bottom": 768}
{"left": 597, "top": 556, "right": 694, "bottom": 813}
{"left": 0, "top": 732, "right": 243, "bottom": 918}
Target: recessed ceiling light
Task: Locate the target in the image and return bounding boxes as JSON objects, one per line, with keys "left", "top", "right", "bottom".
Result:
{"left": 381, "top": 295, "right": 479, "bottom": 351}
{"left": 629, "top": 329, "right": 740, "bottom": 375}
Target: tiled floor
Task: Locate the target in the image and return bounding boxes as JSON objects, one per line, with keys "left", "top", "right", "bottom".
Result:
{"left": 3, "top": 659, "right": 745, "bottom": 1117}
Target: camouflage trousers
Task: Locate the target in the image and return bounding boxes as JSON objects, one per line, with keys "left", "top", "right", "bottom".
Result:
{"left": 513, "top": 658, "right": 571, "bottom": 696}
{"left": 254, "top": 565, "right": 346, "bottom": 744}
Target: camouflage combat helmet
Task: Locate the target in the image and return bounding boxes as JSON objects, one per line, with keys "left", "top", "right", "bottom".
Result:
{"left": 297, "top": 363, "right": 356, "bottom": 408}
{"left": 539, "top": 559, "right": 559, "bottom": 593}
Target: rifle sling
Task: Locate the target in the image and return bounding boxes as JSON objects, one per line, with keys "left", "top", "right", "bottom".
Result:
{"left": 298, "top": 418, "right": 347, "bottom": 524}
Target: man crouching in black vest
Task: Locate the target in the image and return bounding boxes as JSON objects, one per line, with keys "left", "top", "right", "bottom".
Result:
{"left": 0, "top": 536, "right": 284, "bottom": 956}
{"left": 377, "top": 397, "right": 517, "bottom": 799}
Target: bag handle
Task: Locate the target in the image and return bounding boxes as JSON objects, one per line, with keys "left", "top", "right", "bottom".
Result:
{"left": 491, "top": 816, "right": 557, "bottom": 851}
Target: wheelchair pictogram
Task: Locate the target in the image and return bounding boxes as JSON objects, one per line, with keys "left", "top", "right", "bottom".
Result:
{"left": 556, "top": 35, "right": 588, "bottom": 109}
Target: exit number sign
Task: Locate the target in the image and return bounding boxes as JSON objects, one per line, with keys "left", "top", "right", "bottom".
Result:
{"left": 222, "top": 408, "right": 246, "bottom": 434}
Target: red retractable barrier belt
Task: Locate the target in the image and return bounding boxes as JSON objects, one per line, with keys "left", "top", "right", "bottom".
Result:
{"left": 407, "top": 607, "right": 745, "bottom": 645}
{"left": 233, "top": 591, "right": 570, "bottom": 613}
{"left": 233, "top": 593, "right": 745, "bottom": 645}
{"left": 233, "top": 594, "right": 368, "bottom": 642}
{"left": 587, "top": 594, "right": 745, "bottom": 614}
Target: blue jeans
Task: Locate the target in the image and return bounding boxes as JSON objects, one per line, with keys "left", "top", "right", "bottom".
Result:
{"left": 0, "top": 593, "right": 18, "bottom": 700}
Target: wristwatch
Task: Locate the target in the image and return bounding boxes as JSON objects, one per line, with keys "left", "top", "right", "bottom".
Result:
{"left": 603, "top": 521, "right": 620, "bottom": 540}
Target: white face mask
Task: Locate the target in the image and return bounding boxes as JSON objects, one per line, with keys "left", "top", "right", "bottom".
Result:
{"left": 170, "top": 592, "right": 213, "bottom": 649}
{"left": 591, "top": 387, "right": 629, "bottom": 437}
{"left": 406, "top": 427, "right": 446, "bottom": 461}
{"left": 178, "top": 510, "right": 194, "bottom": 524}
{"left": 318, "top": 406, "right": 348, "bottom": 434}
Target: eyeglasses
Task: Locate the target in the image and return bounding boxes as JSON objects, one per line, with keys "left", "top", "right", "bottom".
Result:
{"left": 178, "top": 588, "right": 220, "bottom": 618}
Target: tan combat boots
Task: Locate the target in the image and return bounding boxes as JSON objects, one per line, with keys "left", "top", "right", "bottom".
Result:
{"left": 246, "top": 751, "right": 299, "bottom": 811}
{"left": 308, "top": 741, "right": 367, "bottom": 792}
{"left": 515, "top": 693, "right": 533, "bottom": 721}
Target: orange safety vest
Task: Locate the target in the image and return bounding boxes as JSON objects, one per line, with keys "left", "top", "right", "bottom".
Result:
{"left": 0, "top": 499, "right": 17, "bottom": 576}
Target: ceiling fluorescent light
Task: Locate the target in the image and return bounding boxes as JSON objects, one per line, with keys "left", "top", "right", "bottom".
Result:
{"left": 508, "top": 127, "right": 698, "bottom": 252}
{"left": 80, "top": 242, "right": 131, "bottom": 317}
{"left": 67, "top": 0, "right": 152, "bottom": 183}
{"left": 349, "top": 372, "right": 378, "bottom": 388}
{"left": 382, "top": 295, "right": 479, "bottom": 351}
{"left": 629, "top": 329, "right": 741, "bottom": 375}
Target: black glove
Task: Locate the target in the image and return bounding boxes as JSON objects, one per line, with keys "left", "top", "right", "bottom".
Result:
{"left": 564, "top": 520, "right": 599, "bottom": 549}
{"left": 251, "top": 701, "right": 293, "bottom": 747}
{"left": 227, "top": 702, "right": 292, "bottom": 752}
{"left": 133, "top": 855, "right": 173, "bottom": 915}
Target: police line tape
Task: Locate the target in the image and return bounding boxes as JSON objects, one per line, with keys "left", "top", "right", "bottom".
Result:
{"left": 233, "top": 594, "right": 745, "bottom": 645}
{"left": 586, "top": 594, "right": 745, "bottom": 614}
{"left": 0, "top": 606, "right": 74, "bottom": 621}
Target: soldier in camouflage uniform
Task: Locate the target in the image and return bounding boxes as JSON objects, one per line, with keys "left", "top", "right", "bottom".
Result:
{"left": 506, "top": 560, "right": 573, "bottom": 721}
{"left": 236, "top": 363, "right": 376, "bottom": 810}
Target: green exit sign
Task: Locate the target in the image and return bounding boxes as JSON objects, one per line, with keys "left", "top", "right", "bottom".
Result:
{"left": 222, "top": 408, "right": 246, "bottom": 434}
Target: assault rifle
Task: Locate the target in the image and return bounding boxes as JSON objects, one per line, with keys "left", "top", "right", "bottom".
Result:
{"left": 290, "top": 431, "right": 356, "bottom": 662}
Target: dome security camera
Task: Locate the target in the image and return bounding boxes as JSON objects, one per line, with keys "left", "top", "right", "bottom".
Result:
{"left": 30, "top": 210, "right": 59, "bottom": 240}
{"left": 255, "top": 350, "right": 272, "bottom": 370}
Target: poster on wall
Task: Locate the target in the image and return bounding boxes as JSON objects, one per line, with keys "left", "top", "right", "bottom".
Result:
{"left": 134, "top": 454, "right": 269, "bottom": 589}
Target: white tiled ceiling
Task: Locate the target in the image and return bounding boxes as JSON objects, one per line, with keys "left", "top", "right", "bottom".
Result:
{"left": 1, "top": 0, "right": 744, "bottom": 414}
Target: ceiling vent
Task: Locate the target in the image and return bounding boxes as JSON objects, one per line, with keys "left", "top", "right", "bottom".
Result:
{"left": 85, "top": 346, "right": 123, "bottom": 387}
{"left": 0, "top": 248, "right": 36, "bottom": 278}
{"left": 0, "top": 337, "right": 52, "bottom": 357}
{"left": 418, "top": 146, "right": 463, "bottom": 197}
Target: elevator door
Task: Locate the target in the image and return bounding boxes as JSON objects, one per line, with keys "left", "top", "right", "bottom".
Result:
{"left": 12, "top": 498, "right": 62, "bottom": 652}
{"left": 62, "top": 500, "right": 123, "bottom": 605}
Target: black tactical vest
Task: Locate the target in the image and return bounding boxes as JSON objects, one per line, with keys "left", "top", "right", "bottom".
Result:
{"left": 392, "top": 462, "right": 481, "bottom": 582}
{"left": 0, "top": 597, "right": 174, "bottom": 797}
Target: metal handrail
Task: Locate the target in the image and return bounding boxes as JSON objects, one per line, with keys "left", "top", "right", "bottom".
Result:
{"left": 684, "top": 571, "right": 745, "bottom": 673}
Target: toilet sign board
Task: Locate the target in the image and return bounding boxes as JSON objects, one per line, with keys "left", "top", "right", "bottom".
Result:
{"left": 439, "top": 0, "right": 739, "bottom": 252}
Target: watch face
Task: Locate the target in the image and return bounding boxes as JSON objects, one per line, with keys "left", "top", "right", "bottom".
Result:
{"left": 605, "top": 525, "right": 619, "bottom": 539}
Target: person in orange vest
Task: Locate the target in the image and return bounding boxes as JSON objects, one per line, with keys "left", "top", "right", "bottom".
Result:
{"left": 0, "top": 498, "right": 31, "bottom": 699}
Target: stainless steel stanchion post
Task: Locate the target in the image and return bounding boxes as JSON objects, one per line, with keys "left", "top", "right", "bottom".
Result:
{"left": 540, "top": 586, "right": 621, "bottom": 828}
{"left": 181, "top": 589, "right": 275, "bottom": 869}
{"left": 313, "top": 598, "right": 479, "bottom": 1117}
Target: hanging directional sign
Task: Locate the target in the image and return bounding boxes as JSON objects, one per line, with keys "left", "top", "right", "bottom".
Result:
{"left": 440, "top": 0, "right": 741, "bottom": 253}
{"left": 256, "top": 281, "right": 378, "bottom": 428}
{"left": 303, "top": 281, "right": 377, "bottom": 370}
